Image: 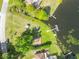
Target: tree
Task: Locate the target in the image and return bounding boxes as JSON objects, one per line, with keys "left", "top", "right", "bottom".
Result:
{"left": 14, "top": 27, "right": 51, "bottom": 54}
{"left": 24, "top": 5, "right": 48, "bottom": 20}
{"left": 2, "top": 53, "right": 9, "bottom": 59}
{"left": 15, "top": 30, "right": 33, "bottom": 54}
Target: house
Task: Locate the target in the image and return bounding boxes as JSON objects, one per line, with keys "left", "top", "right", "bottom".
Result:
{"left": 33, "top": 50, "right": 48, "bottom": 59}
{"left": 48, "top": 55, "right": 57, "bottom": 59}
{"left": 25, "top": 0, "right": 32, "bottom": 4}
{"left": 33, "top": 52, "right": 45, "bottom": 59}
{"left": 25, "top": 0, "right": 41, "bottom": 8}
{"left": 25, "top": 0, "right": 41, "bottom": 4}
{"left": 33, "top": 50, "right": 57, "bottom": 59}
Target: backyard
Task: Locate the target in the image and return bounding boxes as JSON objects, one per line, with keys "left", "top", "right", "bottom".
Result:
{"left": 1, "top": 0, "right": 79, "bottom": 59}
{"left": 5, "top": 0, "right": 62, "bottom": 59}
{"left": 6, "top": 11, "right": 62, "bottom": 59}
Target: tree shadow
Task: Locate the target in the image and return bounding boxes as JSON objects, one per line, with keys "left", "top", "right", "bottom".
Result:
{"left": 0, "top": 39, "right": 25, "bottom": 59}
{"left": 44, "top": 6, "right": 51, "bottom": 15}
{"left": 49, "top": 0, "right": 79, "bottom": 58}
{"left": 33, "top": 41, "right": 52, "bottom": 50}
{"left": 32, "top": 26, "right": 41, "bottom": 39}
{"left": 40, "top": 6, "right": 51, "bottom": 26}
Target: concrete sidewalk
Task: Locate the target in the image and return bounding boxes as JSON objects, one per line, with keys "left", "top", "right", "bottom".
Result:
{"left": 0, "top": 0, "right": 9, "bottom": 53}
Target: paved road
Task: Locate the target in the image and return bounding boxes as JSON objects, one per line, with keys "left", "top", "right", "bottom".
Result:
{"left": 0, "top": 0, "right": 9, "bottom": 53}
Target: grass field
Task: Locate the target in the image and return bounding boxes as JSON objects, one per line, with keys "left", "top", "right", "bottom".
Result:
{"left": 6, "top": 12, "right": 61, "bottom": 59}
{"left": 40, "top": 0, "right": 62, "bottom": 16}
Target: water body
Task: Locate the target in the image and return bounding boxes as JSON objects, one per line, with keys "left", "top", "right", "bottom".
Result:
{"left": 49, "top": 0, "right": 79, "bottom": 58}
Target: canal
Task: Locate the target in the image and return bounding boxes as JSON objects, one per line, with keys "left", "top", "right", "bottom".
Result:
{"left": 49, "top": 0, "right": 79, "bottom": 59}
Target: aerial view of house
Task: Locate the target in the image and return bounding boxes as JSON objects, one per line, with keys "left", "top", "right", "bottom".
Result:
{"left": 0, "top": 0, "right": 79, "bottom": 59}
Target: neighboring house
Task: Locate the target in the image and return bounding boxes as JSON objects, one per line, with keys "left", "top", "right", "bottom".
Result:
{"left": 25, "top": 0, "right": 32, "bottom": 4}
{"left": 33, "top": 52, "right": 45, "bottom": 59}
{"left": 48, "top": 55, "right": 57, "bottom": 59}
{"left": 33, "top": 50, "right": 57, "bottom": 59}
{"left": 25, "top": 0, "right": 42, "bottom": 8}
{"left": 25, "top": 0, "right": 41, "bottom": 4}
{"left": 33, "top": 50, "right": 48, "bottom": 59}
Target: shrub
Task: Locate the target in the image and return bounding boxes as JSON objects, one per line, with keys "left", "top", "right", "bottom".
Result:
{"left": 15, "top": 29, "right": 33, "bottom": 54}
{"left": 2, "top": 53, "right": 9, "bottom": 59}
{"left": 25, "top": 5, "right": 48, "bottom": 20}
{"left": 15, "top": 35, "right": 33, "bottom": 54}
{"left": 25, "top": 5, "right": 35, "bottom": 14}
{"left": 35, "top": 9, "right": 49, "bottom": 20}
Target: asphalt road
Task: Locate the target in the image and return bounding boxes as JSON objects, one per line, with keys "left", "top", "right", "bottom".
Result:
{"left": 0, "top": 0, "right": 9, "bottom": 53}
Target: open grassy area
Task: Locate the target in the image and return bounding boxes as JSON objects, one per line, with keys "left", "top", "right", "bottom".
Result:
{"left": 40, "top": 0, "right": 62, "bottom": 16}
{"left": 0, "top": 0, "right": 3, "bottom": 11}
{"left": 6, "top": 11, "right": 61, "bottom": 59}
{"left": 8, "top": 0, "right": 62, "bottom": 17}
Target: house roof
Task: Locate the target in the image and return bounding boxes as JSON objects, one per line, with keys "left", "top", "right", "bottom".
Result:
{"left": 33, "top": 53, "right": 45, "bottom": 59}
{"left": 48, "top": 55, "right": 57, "bottom": 59}
{"left": 33, "top": 50, "right": 49, "bottom": 59}
{"left": 25, "top": 0, "right": 41, "bottom": 4}
{"left": 25, "top": 0, "right": 32, "bottom": 4}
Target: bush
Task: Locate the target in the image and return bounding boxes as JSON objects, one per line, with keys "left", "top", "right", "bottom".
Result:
{"left": 15, "top": 29, "right": 33, "bottom": 54}
{"left": 25, "top": 5, "right": 35, "bottom": 14}
{"left": 15, "top": 35, "right": 33, "bottom": 54}
{"left": 35, "top": 9, "right": 49, "bottom": 20}
{"left": 25, "top": 5, "right": 48, "bottom": 20}
{"left": 33, "top": 41, "right": 51, "bottom": 49}
{"left": 2, "top": 53, "right": 9, "bottom": 59}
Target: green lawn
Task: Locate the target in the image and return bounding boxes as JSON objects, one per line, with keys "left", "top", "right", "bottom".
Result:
{"left": 0, "top": 0, "right": 3, "bottom": 11}
{"left": 40, "top": 0, "right": 62, "bottom": 16}
{"left": 6, "top": 12, "right": 61, "bottom": 59}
